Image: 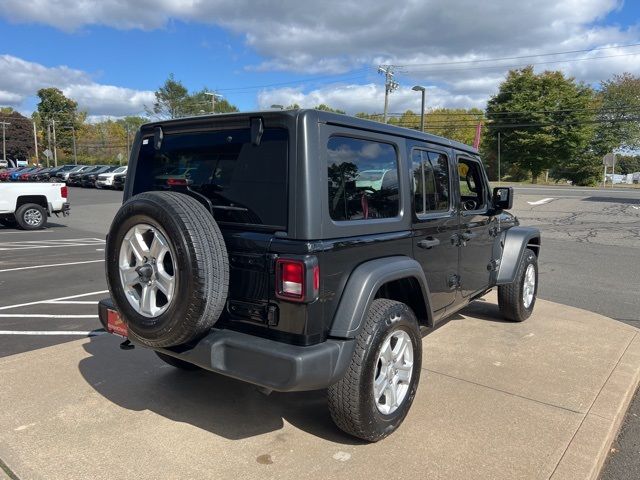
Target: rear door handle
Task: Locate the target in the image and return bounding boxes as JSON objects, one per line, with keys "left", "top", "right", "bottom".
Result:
{"left": 418, "top": 237, "right": 440, "bottom": 249}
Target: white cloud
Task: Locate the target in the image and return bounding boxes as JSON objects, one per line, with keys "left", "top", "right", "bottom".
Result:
{"left": 0, "top": 55, "right": 153, "bottom": 116}
{"left": 257, "top": 84, "right": 485, "bottom": 115}
{"left": 62, "top": 84, "right": 154, "bottom": 116}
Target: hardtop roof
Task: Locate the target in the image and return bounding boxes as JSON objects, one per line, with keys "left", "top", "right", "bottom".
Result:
{"left": 140, "top": 109, "right": 479, "bottom": 156}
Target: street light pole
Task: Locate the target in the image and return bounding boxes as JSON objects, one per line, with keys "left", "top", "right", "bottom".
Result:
{"left": 411, "top": 86, "right": 426, "bottom": 132}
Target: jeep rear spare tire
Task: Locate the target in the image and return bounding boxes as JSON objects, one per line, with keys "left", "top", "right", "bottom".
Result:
{"left": 106, "top": 191, "right": 229, "bottom": 347}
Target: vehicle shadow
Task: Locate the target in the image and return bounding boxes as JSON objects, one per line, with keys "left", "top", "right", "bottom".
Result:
{"left": 458, "top": 297, "right": 512, "bottom": 324}
{"left": 78, "top": 335, "right": 364, "bottom": 445}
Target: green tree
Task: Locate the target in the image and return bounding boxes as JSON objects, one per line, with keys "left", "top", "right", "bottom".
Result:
{"left": 425, "top": 108, "right": 484, "bottom": 145}
{"left": 150, "top": 75, "right": 239, "bottom": 118}
{"left": 315, "top": 104, "right": 346, "bottom": 114}
{"left": 0, "top": 108, "right": 35, "bottom": 161}
{"left": 594, "top": 73, "right": 640, "bottom": 153}
{"left": 150, "top": 74, "right": 190, "bottom": 119}
{"left": 188, "top": 89, "right": 239, "bottom": 115}
{"left": 483, "top": 67, "right": 595, "bottom": 184}
{"left": 34, "top": 87, "right": 82, "bottom": 161}
{"left": 616, "top": 155, "right": 640, "bottom": 174}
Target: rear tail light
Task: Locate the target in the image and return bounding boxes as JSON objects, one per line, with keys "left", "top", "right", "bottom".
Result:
{"left": 61, "top": 186, "right": 68, "bottom": 199}
{"left": 275, "top": 258, "right": 319, "bottom": 302}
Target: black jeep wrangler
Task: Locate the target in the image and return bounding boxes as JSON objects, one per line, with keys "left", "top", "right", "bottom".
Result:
{"left": 99, "top": 109, "right": 540, "bottom": 441}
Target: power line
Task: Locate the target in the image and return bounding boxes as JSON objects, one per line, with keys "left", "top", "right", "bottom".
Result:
{"left": 398, "top": 51, "right": 640, "bottom": 74}
{"left": 393, "top": 42, "right": 640, "bottom": 68}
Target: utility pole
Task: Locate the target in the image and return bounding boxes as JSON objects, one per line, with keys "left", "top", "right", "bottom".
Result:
{"left": 205, "top": 91, "right": 223, "bottom": 114}
{"left": 71, "top": 126, "right": 78, "bottom": 164}
{"left": 46, "top": 122, "right": 52, "bottom": 168}
{"left": 378, "top": 65, "right": 399, "bottom": 123}
{"left": 125, "top": 124, "right": 131, "bottom": 159}
{"left": 32, "top": 121, "right": 38, "bottom": 162}
{"left": 51, "top": 119, "right": 58, "bottom": 167}
{"left": 0, "top": 121, "right": 10, "bottom": 163}
{"left": 497, "top": 131, "right": 501, "bottom": 185}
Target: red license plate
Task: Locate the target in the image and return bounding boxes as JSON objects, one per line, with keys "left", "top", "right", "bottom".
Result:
{"left": 107, "top": 309, "right": 128, "bottom": 337}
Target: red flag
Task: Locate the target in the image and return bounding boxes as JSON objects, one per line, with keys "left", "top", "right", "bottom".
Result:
{"left": 473, "top": 123, "right": 483, "bottom": 149}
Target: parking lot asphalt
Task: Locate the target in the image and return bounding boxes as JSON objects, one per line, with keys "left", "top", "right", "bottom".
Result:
{"left": 0, "top": 187, "right": 122, "bottom": 357}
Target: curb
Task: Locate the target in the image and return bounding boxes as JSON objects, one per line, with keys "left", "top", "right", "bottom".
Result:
{"left": 551, "top": 333, "right": 640, "bottom": 480}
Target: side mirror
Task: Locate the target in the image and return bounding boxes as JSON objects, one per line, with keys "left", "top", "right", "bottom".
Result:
{"left": 492, "top": 186, "right": 513, "bottom": 210}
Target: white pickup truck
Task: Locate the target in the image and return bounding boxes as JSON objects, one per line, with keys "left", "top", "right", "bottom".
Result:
{"left": 0, "top": 183, "right": 70, "bottom": 229}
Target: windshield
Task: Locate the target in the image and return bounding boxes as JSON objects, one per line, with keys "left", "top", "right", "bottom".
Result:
{"left": 134, "top": 127, "right": 289, "bottom": 229}
{"left": 113, "top": 166, "right": 127, "bottom": 173}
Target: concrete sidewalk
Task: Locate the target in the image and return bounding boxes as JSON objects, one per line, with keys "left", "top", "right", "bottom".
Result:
{"left": 0, "top": 292, "right": 638, "bottom": 480}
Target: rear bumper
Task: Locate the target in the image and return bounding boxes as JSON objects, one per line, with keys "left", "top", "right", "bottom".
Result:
{"left": 98, "top": 298, "right": 354, "bottom": 392}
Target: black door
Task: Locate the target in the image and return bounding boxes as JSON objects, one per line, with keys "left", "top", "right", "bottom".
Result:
{"left": 410, "top": 146, "right": 458, "bottom": 315}
{"left": 456, "top": 155, "right": 496, "bottom": 297}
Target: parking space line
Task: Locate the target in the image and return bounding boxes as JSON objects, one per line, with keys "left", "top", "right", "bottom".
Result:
{"left": 0, "top": 238, "right": 105, "bottom": 251}
{"left": 0, "top": 314, "right": 98, "bottom": 318}
{"left": 44, "top": 300, "right": 98, "bottom": 305}
{"left": 0, "top": 290, "right": 109, "bottom": 311}
{"left": 0, "top": 330, "right": 105, "bottom": 336}
{"left": 0, "top": 230, "right": 49, "bottom": 234}
{"left": 0, "top": 259, "right": 104, "bottom": 273}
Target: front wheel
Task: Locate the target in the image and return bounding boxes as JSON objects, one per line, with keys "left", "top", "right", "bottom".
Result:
{"left": 328, "top": 299, "right": 422, "bottom": 442}
{"left": 498, "top": 248, "right": 538, "bottom": 322}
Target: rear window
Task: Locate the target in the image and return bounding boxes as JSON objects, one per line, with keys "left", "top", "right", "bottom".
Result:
{"left": 134, "top": 128, "right": 289, "bottom": 229}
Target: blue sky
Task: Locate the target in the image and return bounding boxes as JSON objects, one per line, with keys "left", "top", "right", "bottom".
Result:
{"left": 0, "top": 0, "right": 639, "bottom": 119}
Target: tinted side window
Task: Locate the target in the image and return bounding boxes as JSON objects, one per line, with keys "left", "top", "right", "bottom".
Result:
{"left": 412, "top": 149, "right": 450, "bottom": 214}
{"left": 327, "top": 136, "right": 399, "bottom": 221}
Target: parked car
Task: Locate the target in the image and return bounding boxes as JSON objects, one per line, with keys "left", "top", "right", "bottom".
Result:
{"left": 96, "top": 166, "right": 128, "bottom": 189}
{"left": 98, "top": 109, "right": 541, "bottom": 442}
{"left": 0, "top": 159, "right": 8, "bottom": 168}
{"left": 56, "top": 165, "right": 91, "bottom": 183}
{"left": 67, "top": 166, "right": 105, "bottom": 186}
{"left": 20, "top": 167, "right": 45, "bottom": 181}
{"left": 0, "top": 182, "right": 70, "bottom": 229}
{"left": 10, "top": 167, "right": 37, "bottom": 181}
{"left": 112, "top": 173, "right": 127, "bottom": 191}
{"left": 0, "top": 167, "right": 21, "bottom": 181}
{"left": 80, "top": 166, "right": 117, "bottom": 188}
{"left": 29, "top": 167, "right": 54, "bottom": 181}
{"left": 43, "top": 164, "right": 78, "bottom": 182}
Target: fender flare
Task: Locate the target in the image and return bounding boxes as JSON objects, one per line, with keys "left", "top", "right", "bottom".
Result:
{"left": 496, "top": 226, "right": 541, "bottom": 285}
{"left": 329, "top": 256, "right": 433, "bottom": 338}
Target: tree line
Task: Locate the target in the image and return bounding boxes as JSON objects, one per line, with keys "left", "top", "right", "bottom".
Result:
{"left": 2, "top": 69, "right": 639, "bottom": 185}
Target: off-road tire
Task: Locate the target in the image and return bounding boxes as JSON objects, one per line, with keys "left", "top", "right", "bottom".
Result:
{"left": 106, "top": 191, "right": 229, "bottom": 347}
{"left": 498, "top": 248, "right": 538, "bottom": 322}
{"left": 15, "top": 203, "right": 47, "bottom": 230}
{"left": 328, "top": 299, "right": 422, "bottom": 442}
{"left": 155, "top": 351, "right": 201, "bottom": 371}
